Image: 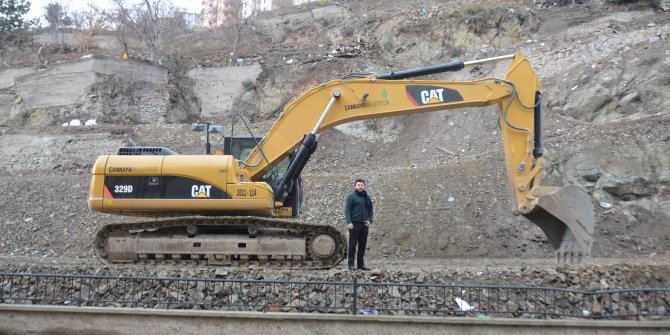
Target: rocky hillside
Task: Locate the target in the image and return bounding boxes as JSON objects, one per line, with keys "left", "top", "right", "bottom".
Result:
{"left": 0, "top": 0, "right": 669, "bottom": 285}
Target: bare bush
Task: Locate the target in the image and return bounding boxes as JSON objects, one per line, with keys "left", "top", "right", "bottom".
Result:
{"left": 103, "top": 0, "right": 186, "bottom": 62}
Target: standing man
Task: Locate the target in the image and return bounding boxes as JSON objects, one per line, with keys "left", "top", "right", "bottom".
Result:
{"left": 345, "top": 178, "right": 374, "bottom": 271}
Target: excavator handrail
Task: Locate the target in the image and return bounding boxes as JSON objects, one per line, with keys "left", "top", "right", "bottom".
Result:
{"left": 230, "top": 113, "right": 273, "bottom": 171}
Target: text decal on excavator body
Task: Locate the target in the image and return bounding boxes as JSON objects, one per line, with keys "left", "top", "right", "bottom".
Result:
{"left": 406, "top": 85, "right": 464, "bottom": 106}
{"left": 104, "top": 176, "right": 230, "bottom": 199}
{"left": 108, "top": 167, "right": 159, "bottom": 174}
{"left": 344, "top": 99, "right": 389, "bottom": 111}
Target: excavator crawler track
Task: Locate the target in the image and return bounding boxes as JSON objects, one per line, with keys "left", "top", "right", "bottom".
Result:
{"left": 95, "top": 216, "right": 347, "bottom": 269}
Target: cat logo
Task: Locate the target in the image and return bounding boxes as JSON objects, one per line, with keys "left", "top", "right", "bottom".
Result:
{"left": 421, "top": 89, "right": 445, "bottom": 104}
{"left": 406, "top": 85, "right": 463, "bottom": 106}
{"left": 191, "top": 185, "right": 212, "bottom": 198}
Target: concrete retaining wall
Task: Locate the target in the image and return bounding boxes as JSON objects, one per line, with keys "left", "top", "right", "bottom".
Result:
{"left": 0, "top": 67, "right": 33, "bottom": 89}
{"left": 11, "top": 55, "right": 167, "bottom": 109}
{"left": 14, "top": 72, "right": 97, "bottom": 109}
{"left": 187, "top": 64, "right": 262, "bottom": 118}
{"left": 34, "top": 32, "right": 121, "bottom": 50}
{"left": 1, "top": 305, "right": 669, "bottom": 335}
{"left": 0, "top": 93, "right": 15, "bottom": 124}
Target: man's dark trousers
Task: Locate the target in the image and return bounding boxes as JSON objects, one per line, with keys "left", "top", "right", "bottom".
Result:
{"left": 348, "top": 222, "right": 368, "bottom": 268}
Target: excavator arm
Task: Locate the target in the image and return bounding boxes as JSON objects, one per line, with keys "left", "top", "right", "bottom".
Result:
{"left": 241, "top": 52, "right": 594, "bottom": 263}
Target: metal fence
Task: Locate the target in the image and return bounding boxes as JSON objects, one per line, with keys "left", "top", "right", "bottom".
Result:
{"left": 1, "top": 272, "right": 669, "bottom": 320}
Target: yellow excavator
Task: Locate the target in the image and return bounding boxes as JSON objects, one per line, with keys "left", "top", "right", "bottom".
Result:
{"left": 88, "top": 52, "right": 594, "bottom": 267}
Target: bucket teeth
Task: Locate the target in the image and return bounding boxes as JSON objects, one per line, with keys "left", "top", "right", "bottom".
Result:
{"left": 556, "top": 240, "right": 590, "bottom": 264}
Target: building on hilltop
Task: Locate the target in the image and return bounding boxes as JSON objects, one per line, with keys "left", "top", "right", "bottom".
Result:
{"left": 201, "top": 0, "right": 322, "bottom": 27}
{"left": 177, "top": 11, "right": 204, "bottom": 29}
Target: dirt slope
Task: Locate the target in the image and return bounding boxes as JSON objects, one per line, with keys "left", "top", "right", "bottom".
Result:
{"left": 0, "top": 0, "right": 669, "bottom": 280}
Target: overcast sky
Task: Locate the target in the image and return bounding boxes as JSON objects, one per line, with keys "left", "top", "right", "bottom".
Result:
{"left": 27, "top": 0, "right": 202, "bottom": 20}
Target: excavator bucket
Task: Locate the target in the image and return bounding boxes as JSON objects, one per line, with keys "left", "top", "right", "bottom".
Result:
{"left": 523, "top": 185, "right": 595, "bottom": 264}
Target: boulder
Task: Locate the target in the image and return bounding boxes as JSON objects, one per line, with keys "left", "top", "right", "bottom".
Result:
{"left": 597, "top": 174, "right": 656, "bottom": 200}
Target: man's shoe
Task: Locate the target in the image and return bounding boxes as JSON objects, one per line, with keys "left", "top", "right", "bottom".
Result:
{"left": 357, "top": 265, "right": 370, "bottom": 271}
{"left": 348, "top": 265, "right": 355, "bottom": 271}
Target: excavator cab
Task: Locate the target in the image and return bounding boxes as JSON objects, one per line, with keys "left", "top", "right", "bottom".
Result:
{"left": 224, "top": 135, "right": 303, "bottom": 217}
{"left": 224, "top": 135, "right": 259, "bottom": 162}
